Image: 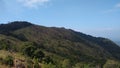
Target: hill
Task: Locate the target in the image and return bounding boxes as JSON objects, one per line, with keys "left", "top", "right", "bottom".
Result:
{"left": 115, "top": 41, "right": 120, "bottom": 46}
{"left": 0, "top": 21, "right": 120, "bottom": 68}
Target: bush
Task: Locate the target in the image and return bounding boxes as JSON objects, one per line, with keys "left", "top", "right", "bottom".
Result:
{"left": 34, "top": 59, "right": 40, "bottom": 68}
{"left": 0, "top": 57, "right": 4, "bottom": 64}
{"left": 43, "top": 56, "right": 53, "bottom": 64}
{"left": 23, "top": 45, "right": 36, "bottom": 57}
{"left": 34, "top": 49, "right": 45, "bottom": 62}
{"left": 26, "top": 58, "right": 33, "bottom": 68}
{"left": 62, "top": 59, "right": 72, "bottom": 68}
{"left": 4, "top": 55, "right": 14, "bottom": 66}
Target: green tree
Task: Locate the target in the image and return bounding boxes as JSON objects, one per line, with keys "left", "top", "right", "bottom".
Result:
{"left": 23, "top": 45, "right": 36, "bottom": 57}
{"left": 34, "top": 49, "right": 45, "bottom": 62}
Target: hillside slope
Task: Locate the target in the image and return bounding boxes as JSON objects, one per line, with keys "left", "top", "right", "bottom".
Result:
{"left": 0, "top": 21, "right": 120, "bottom": 68}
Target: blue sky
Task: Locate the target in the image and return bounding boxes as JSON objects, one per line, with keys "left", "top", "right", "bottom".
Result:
{"left": 0, "top": 0, "right": 120, "bottom": 41}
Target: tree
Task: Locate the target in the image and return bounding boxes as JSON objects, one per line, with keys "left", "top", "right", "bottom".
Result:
{"left": 23, "top": 45, "right": 36, "bottom": 57}
{"left": 34, "top": 49, "right": 45, "bottom": 62}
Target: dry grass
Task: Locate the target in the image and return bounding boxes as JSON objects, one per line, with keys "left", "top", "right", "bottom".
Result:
{"left": 0, "top": 50, "right": 25, "bottom": 59}
{"left": 0, "top": 50, "right": 26, "bottom": 68}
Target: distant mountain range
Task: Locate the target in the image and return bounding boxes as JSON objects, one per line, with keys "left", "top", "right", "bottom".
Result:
{"left": 115, "top": 41, "right": 120, "bottom": 46}
{"left": 0, "top": 21, "right": 120, "bottom": 68}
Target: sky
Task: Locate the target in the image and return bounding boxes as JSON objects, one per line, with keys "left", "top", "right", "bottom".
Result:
{"left": 0, "top": 0, "right": 120, "bottom": 41}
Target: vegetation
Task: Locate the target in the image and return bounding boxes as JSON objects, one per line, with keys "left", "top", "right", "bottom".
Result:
{"left": 0, "top": 21, "right": 120, "bottom": 68}
{"left": 4, "top": 55, "right": 14, "bottom": 66}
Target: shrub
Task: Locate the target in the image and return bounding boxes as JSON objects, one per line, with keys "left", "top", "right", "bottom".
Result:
{"left": 4, "top": 55, "right": 14, "bottom": 66}
{"left": 34, "top": 59, "right": 40, "bottom": 68}
{"left": 62, "top": 59, "right": 72, "bottom": 68}
{"left": 0, "top": 57, "right": 4, "bottom": 64}
{"left": 23, "top": 45, "right": 36, "bottom": 57}
{"left": 26, "top": 58, "right": 33, "bottom": 68}
{"left": 33, "top": 49, "right": 45, "bottom": 62}
{"left": 43, "top": 56, "right": 53, "bottom": 64}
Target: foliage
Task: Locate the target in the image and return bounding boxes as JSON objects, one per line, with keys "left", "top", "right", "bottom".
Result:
{"left": 62, "top": 59, "right": 72, "bottom": 68}
{"left": 73, "top": 63, "right": 90, "bottom": 68}
{"left": 103, "top": 60, "right": 120, "bottom": 68}
{"left": 43, "top": 56, "right": 53, "bottom": 64}
{"left": 0, "top": 40, "right": 10, "bottom": 50}
{"left": 0, "top": 21, "right": 32, "bottom": 33}
{"left": 23, "top": 45, "right": 36, "bottom": 57}
{"left": 4, "top": 55, "right": 14, "bottom": 66}
{"left": 34, "top": 59, "right": 40, "bottom": 68}
{"left": 42, "top": 63, "right": 56, "bottom": 68}
{"left": 34, "top": 49, "right": 45, "bottom": 62}
{"left": 26, "top": 58, "right": 34, "bottom": 68}
{"left": 0, "top": 57, "right": 4, "bottom": 64}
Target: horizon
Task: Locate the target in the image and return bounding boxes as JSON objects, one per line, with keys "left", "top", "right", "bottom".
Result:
{"left": 0, "top": 0, "right": 120, "bottom": 41}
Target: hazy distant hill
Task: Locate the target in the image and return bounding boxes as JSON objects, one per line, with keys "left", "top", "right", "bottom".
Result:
{"left": 115, "top": 41, "right": 120, "bottom": 46}
{"left": 0, "top": 21, "right": 120, "bottom": 68}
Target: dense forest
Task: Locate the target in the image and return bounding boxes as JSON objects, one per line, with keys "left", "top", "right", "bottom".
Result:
{"left": 0, "top": 21, "right": 120, "bottom": 68}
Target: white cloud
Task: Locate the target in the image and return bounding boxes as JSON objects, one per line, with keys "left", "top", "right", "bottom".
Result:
{"left": 18, "top": 0, "right": 50, "bottom": 8}
{"left": 115, "top": 3, "right": 120, "bottom": 8}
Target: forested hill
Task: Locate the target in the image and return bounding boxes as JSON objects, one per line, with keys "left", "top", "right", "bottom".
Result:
{"left": 0, "top": 21, "right": 120, "bottom": 68}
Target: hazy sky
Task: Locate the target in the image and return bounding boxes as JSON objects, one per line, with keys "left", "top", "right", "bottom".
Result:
{"left": 0, "top": 0, "right": 120, "bottom": 41}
